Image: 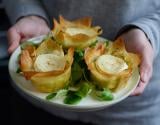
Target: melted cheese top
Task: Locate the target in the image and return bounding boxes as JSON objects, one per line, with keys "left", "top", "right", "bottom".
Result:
{"left": 96, "top": 54, "right": 128, "bottom": 74}
{"left": 34, "top": 53, "right": 66, "bottom": 72}
{"left": 65, "top": 27, "right": 95, "bottom": 36}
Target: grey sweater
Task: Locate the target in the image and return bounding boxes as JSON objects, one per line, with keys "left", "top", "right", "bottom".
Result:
{"left": 4, "top": 0, "right": 160, "bottom": 125}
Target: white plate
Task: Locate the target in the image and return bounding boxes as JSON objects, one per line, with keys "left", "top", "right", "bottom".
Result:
{"left": 9, "top": 35, "right": 140, "bottom": 112}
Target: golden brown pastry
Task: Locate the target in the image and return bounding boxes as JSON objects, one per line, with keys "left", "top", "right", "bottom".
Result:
{"left": 84, "top": 38, "right": 141, "bottom": 91}
{"left": 52, "top": 15, "right": 102, "bottom": 49}
{"left": 19, "top": 37, "right": 74, "bottom": 92}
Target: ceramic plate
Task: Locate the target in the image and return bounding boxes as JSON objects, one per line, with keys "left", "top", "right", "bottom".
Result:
{"left": 9, "top": 35, "right": 140, "bottom": 111}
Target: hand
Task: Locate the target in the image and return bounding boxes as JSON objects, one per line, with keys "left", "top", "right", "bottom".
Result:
{"left": 7, "top": 16, "right": 50, "bottom": 53}
{"left": 120, "top": 28, "right": 154, "bottom": 96}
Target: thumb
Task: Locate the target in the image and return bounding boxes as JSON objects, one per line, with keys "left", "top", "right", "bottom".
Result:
{"left": 7, "top": 27, "right": 21, "bottom": 54}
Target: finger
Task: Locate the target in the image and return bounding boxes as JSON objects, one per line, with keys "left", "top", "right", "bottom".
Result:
{"left": 139, "top": 49, "right": 153, "bottom": 83}
{"left": 130, "top": 47, "right": 153, "bottom": 96}
{"left": 20, "top": 26, "right": 50, "bottom": 42}
{"left": 130, "top": 80, "right": 147, "bottom": 96}
{"left": 21, "top": 36, "right": 32, "bottom": 42}
{"left": 7, "top": 27, "right": 21, "bottom": 53}
{"left": 40, "top": 27, "right": 50, "bottom": 35}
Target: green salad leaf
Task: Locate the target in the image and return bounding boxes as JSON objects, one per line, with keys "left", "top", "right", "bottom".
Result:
{"left": 64, "top": 90, "right": 82, "bottom": 104}
{"left": 46, "top": 92, "right": 57, "bottom": 100}
{"left": 46, "top": 89, "right": 68, "bottom": 101}
{"left": 75, "top": 82, "right": 91, "bottom": 97}
{"left": 71, "top": 61, "right": 83, "bottom": 83}
{"left": 74, "top": 49, "right": 84, "bottom": 63}
{"left": 94, "top": 88, "right": 114, "bottom": 101}
{"left": 64, "top": 82, "right": 91, "bottom": 105}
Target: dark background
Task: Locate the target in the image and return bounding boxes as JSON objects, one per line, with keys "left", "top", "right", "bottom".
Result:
{"left": 0, "top": 1, "right": 92, "bottom": 124}
{"left": 0, "top": 0, "right": 11, "bottom": 123}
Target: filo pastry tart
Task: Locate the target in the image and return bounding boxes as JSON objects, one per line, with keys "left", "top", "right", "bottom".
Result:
{"left": 84, "top": 38, "right": 141, "bottom": 91}
{"left": 52, "top": 16, "right": 102, "bottom": 49}
{"left": 19, "top": 37, "right": 74, "bottom": 92}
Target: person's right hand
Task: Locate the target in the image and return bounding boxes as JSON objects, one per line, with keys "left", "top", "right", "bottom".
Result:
{"left": 7, "top": 16, "right": 50, "bottom": 53}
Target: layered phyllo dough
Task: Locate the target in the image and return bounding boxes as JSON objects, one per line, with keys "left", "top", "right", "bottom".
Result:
{"left": 52, "top": 15, "right": 102, "bottom": 49}
{"left": 84, "top": 38, "right": 140, "bottom": 91}
{"left": 19, "top": 37, "right": 74, "bottom": 92}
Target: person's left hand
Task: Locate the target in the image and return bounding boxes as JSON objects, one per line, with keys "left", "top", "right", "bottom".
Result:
{"left": 120, "top": 28, "right": 154, "bottom": 96}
